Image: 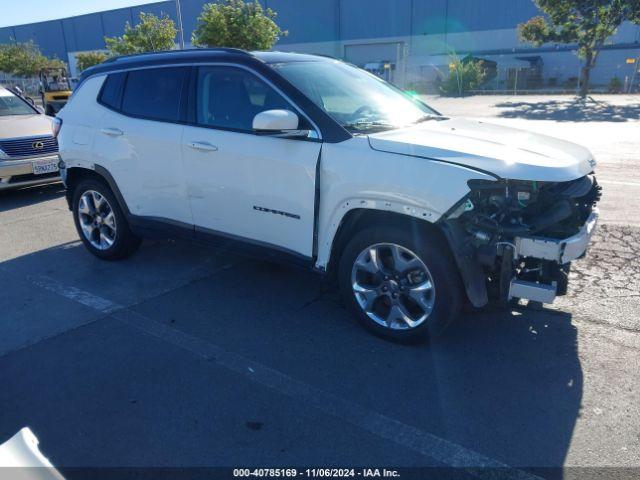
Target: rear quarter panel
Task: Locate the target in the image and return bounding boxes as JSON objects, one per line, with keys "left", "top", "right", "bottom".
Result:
{"left": 57, "top": 75, "right": 106, "bottom": 177}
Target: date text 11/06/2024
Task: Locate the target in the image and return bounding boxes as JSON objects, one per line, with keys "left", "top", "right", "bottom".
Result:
{"left": 233, "top": 468, "right": 401, "bottom": 478}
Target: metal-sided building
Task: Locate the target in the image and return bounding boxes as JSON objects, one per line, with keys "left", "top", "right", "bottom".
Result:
{"left": 1, "top": 0, "right": 639, "bottom": 91}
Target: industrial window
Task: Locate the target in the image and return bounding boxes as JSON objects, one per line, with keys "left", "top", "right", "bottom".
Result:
{"left": 121, "top": 67, "right": 187, "bottom": 122}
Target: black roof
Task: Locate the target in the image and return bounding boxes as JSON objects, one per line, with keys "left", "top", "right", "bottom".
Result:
{"left": 252, "top": 51, "right": 335, "bottom": 64}
{"left": 80, "top": 48, "right": 332, "bottom": 82}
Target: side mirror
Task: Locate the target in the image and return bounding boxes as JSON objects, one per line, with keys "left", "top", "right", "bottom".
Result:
{"left": 253, "top": 109, "right": 310, "bottom": 138}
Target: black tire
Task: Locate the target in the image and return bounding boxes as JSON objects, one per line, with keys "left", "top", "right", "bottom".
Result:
{"left": 72, "top": 178, "right": 141, "bottom": 260}
{"left": 338, "top": 224, "right": 462, "bottom": 342}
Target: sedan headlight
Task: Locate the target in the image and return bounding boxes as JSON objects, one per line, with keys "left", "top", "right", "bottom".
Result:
{"left": 52, "top": 117, "right": 63, "bottom": 138}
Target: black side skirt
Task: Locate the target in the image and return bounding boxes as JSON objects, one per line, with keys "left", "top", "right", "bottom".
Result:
{"left": 129, "top": 215, "right": 315, "bottom": 271}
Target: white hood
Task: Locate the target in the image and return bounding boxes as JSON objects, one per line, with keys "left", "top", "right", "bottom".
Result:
{"left": 0, "top": 114, "right": 54, "bottom": 140}
{"left": 368, "top": 118, "right": 595, "bottom": 182}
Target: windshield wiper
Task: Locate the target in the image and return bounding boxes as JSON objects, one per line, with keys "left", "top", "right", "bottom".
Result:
{"left": 342, "top": 120, "right": 397, "bottom": 132}
{"left": 414, "top": 114, "right": 447, "bottom": 124}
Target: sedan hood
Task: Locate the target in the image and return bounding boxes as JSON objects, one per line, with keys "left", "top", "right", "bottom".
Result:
{"left": 0, "top": 114, "right": 53, "bottom": 140}
{"left": 368, "top": 118, "right": 595, "bottom": 182}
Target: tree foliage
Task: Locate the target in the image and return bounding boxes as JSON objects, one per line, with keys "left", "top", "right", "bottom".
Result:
{"left": 191, "top": 0, "right": 287, "bottom": 50}
{"left": 0, "top": 41, "right": 64, "bottom": 77}
{"left": 75, "top": 51, "right": 109, "bottom": 72}
{"left": 105, "top": 12, "right": 177, "bottom": 56}
{"left": 439, "top": 57, "right": 487, "bottom": 96}
{"left": 518, "top": 0, "right": 640, "bottom": 97}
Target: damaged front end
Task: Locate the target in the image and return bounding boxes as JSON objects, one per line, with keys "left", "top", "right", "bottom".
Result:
{"left": 441, "top": 174, "right": 601, "bottom": 307}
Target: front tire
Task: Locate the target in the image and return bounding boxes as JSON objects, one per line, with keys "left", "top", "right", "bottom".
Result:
{"left": 72, "top": 178, "right": 141, "bottom": 260}
{"left": 338, "top": 224, "right": 462, "bottom": 342}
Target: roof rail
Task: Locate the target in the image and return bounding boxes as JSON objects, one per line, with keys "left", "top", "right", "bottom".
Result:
{"left": 103, "top": 47, "right": 252, "bottom": 64}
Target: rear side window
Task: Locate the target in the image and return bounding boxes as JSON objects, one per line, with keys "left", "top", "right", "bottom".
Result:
{"left": 121, "top": 67, "right": 187, "bottom": 122}
{"left": 99, "top": 73, "right": 125, "bottom": 110}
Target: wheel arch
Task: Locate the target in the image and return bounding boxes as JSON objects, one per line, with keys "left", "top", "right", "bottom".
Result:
{"left": 321, "top": 207, "right": 452, "bottom": 278}
{"left": 64, "top": 165, "right": 130, "bottom": 217}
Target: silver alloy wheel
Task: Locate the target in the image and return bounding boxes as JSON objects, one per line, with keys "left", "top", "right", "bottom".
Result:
{"left": 77, "top": 190, "right": 117, "bottom": 250}
{"left": 350, "top": 243, "right": 435, "bottom": 330}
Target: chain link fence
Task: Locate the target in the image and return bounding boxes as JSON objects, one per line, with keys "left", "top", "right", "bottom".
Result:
{"left": 471, "top": 64, "right": 640, "bottom": 95}
{"left": 0, "top": 73, "right": 41, "bottom": 97}
{"left": 403, "top": 53, "right": 640, "bottom": 96}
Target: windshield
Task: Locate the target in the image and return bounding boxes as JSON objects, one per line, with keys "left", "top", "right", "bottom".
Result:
{"left": 272, "top": 60, "right": 439, "bottom": 132}
{"left": 0, "top": 89, "right": 35, "bottom": 116}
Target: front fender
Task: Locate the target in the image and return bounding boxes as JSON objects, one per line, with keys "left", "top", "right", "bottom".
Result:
{"left": 315, "top": 138, "right": 495, "bottom": 269}
{"left": 316, "top": 197, "right": 441, "bottom": 269}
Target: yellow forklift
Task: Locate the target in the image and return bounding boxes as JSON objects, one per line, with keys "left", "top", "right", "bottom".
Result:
{"left": 39, "top": 67, "right": 72, "bottom": 116}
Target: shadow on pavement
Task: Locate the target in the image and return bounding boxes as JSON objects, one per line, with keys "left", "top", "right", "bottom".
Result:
{"left": 0, "top": 240, "right": 582, "bottom": 473}
{"left": 0, "top": 182, "right": 65, "bottom": 213}
{"left": 495, "top": 99, "right": 640, "bottom": 122}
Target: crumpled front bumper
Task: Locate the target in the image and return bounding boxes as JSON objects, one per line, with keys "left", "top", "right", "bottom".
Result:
{"left": 515, "top": 208, "right": 599, "bottom": 264}
{"left": 509, "top": 209, "right": 599, "bottom": 303}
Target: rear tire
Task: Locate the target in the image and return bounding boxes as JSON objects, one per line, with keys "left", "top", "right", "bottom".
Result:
{"left": 72, "top": 178, "right": 141, "bottom": 260}
{"left": 338, "top": 224, "right": 462, "bottom": 342}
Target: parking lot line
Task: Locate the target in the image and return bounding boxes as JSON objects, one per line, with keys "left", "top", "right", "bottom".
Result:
{"left": 24, "top": 272, "right": 541, "bottom": 479}
{"left": 113, "top": 308, "right": 542, "bottom": 479}
{"left": 598, "top": 179, "right": 640, "bottom": 187}
{"left": 30, "top": 274, "right": 123, "bottom": 314}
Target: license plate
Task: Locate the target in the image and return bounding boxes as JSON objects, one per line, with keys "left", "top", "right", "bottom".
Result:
{"left": 32, "top": 160, "right": 59, "bottom": 175}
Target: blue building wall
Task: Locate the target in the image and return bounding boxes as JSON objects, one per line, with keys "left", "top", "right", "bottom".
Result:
{"left": 266, "top": 0, "right": 338, "bottom": 44}
{"left": 0, "top": 0, "right": 638, "bottom": 86}
{"left": 0, "top": 0, "right": 600, "bottom": 58}
{"left": 101, "top": 8, "right": 135, "bottom": 39}
{"left": 340, "top": 0, "right": 411, "bottom": 40}
{"left": 444, "top": 0, "right": 539, "bottom": 33}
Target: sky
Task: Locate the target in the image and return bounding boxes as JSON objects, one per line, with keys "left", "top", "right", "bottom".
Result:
{"left": 0, "top": 0, "right": 162, "bottom": 28}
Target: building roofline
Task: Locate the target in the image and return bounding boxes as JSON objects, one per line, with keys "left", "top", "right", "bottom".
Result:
{"left": 0, "top": 0, "right": 170, "bottom": 29}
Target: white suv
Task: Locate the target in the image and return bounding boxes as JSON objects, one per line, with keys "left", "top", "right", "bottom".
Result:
{"left": 57, "top": 49, "right": 600, "bottom": 341}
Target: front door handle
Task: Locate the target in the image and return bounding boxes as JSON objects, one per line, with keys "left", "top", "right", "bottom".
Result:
{"left": 187, "top": 141, "right": 218, "bottom": 152}
{"left": 101, "top": 127, "right": 123, "bottom": 137}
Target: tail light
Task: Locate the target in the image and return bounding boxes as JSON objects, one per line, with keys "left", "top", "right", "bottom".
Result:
{"left": 52, "top": 117, "right": 63, "bottom": 138}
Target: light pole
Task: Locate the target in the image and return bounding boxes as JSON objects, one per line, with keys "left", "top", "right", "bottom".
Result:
{"left": 628, "top": 55, "right": 640, "bottom": 94}
{"left": 175, "top": 0, "right": 185, "bottom": 49}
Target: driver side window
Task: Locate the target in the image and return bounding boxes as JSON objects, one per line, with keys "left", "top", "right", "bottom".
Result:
{"left": 196, "top": 66, "right": 292, "bottom": 132}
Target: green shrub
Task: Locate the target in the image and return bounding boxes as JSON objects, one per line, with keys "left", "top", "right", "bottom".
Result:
{"left": 191, "top": 0, "right": 286, "bottom": 50}
{"left": 608, "top": 76, "right": 623, "bottom": 93}
{"left": 75, "top": 51, "right": 108, "bottom": 72}
{"left": 439, "top": 57, "right": 486, "bottom": 97}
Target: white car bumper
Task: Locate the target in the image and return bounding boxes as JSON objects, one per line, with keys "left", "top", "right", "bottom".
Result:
{"left": 515, "top": 208, "right": 599, "bottom": 264}
{"left": 509, "top": 209, "right": 599, "bottom": 304}
{"left": 0, "top": 154, "right": 61, "bottom": 191}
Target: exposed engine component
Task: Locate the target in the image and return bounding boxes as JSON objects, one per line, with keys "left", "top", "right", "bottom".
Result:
{"left": 462, "top": 174, "right": 600, "bottom": 241}
{"left": 442, "top": 174, "right": 601, "bottom": 307}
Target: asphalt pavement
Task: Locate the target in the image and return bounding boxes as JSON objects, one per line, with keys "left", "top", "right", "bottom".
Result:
{"left": 1, "top": 95, "right": 639, "bottom": 479}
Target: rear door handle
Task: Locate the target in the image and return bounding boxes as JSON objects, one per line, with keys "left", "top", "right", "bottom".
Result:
{"left": 101, "top": 127, "right": 123, "bottom": 137}
{"left": 187, "top": 141, "right": 218, "bottom": 152}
